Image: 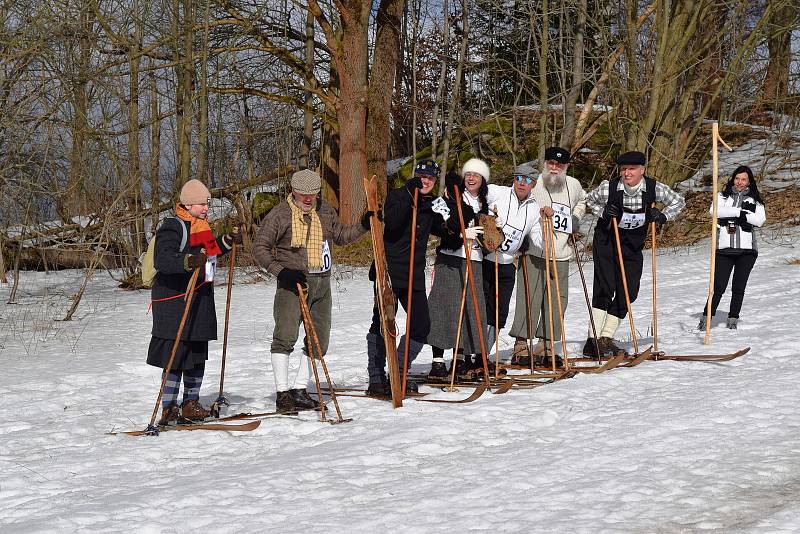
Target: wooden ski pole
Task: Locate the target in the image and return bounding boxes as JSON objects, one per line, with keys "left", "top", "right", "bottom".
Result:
{"left": 704, "top": 123, "right": 733, "bottom": 345}
{"left": 453, "top": 186, "right": 491, "bottom": 386}
{"left": 546, "top": 218, "right": 570, "bottom": 370}
{"left": 520, "top": 252, "right": 535, "bottom": 373}
{"left": 611, "top": 218, "right": 638, "bottom": 354}
{"left": 541, "top": 217, "right": 558, "bottom": 372}
{"left": 494, "top": 251, "right": 500, "bottom": 379}
{"left": 448, "top": 264, "right": 470, "bottom": 392}
{"left": 298, "top": 284, "right": 351, "bottom": 424}
{"left": 298, "top": 289, "right": 329, "bottom": 423}
{"left": 146, "top": 267, "right": 201, "bottom": 434}
{"left": 212, "top": 241, "right": 236, "bottom": 417}
{"left": 650, "top": 207, "right": 658, "bottom": 353}
{"left": 570, "top": 236, "right": 601, "bottom": 362}
{"left": 402, "top": 187, "right": 420, "bottom": 397}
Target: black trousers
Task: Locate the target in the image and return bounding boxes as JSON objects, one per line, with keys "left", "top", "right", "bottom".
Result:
{"left": 482, "top": 260, "right": 516, "bottom": 328}
{"left": 703, "top": 252, "right": 757, "bottom": 319}
{"left": 369, "top": 285, "right": 430, "bottom": 343}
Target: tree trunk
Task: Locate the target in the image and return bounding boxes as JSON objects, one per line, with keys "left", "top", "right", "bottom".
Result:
{"left": 430, "top": 0, "right": 450, "bottom": 162}
{"left": 150, "top": 72, "right": 161, "bottom": 231}
{"left": 560, "top": 0, "right": 586, "bottom": 151}
{"left": 128, "top": 37, "right": 144, "bottom": 257}
{"left": 761, "top": 0, "right": 795, "bottom": 107}
{"left": 439, "top": 0, "right": 469, "bottom": 191}
{"left": 299, "top": 9, "right": 315, "bottom": 169}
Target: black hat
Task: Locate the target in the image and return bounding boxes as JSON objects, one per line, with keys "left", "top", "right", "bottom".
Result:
{"left": 544, "top": 147, "right": 571, "bottom": 164}
{"left": 414, "top": 159, "right": 440, "bottom": 177}
{"left": 616, "top": 151, "right": 646, "bottom": 166}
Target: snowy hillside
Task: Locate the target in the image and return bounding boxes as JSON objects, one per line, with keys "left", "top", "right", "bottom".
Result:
{"left": 1, "top": 226, "right": 799, "bottom": 532}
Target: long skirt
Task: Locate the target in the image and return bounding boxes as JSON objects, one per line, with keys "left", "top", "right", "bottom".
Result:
{"left": 427, "top": 253, "right": 487, "bottom": 355}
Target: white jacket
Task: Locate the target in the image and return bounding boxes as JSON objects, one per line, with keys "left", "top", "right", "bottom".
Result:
{"left": 712, "top": 191, "right": 765, "bottom": 252}
{"left": 484, "top": 184, "right": 543, "bottom": 264}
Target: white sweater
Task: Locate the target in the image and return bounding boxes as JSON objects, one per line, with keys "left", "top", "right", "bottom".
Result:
{"left": 484, "top": 184, "right": 543, "bottom": 264}
{"left": 712, "top": 191, "right": 766, "bottom": 252}
{"left": 525, "top": 175, "right": 587, "bottom": 261}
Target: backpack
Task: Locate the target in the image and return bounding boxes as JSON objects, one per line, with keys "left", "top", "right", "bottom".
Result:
{"left": 140, "top": 217, "right": 188, "bottom": 288}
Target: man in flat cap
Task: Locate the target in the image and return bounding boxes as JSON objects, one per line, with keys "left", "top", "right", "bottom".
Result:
{"left": 508, "top": 147, "right": 587, "bottom": 367}
{"left": 253, "top": 169, "right": 372, "bottom": 413}
{"left": 584, "top": 151, "right": 685, "bottom": 356}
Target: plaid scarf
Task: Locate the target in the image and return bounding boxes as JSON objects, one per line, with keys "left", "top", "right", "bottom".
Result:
{"left": 175, "top": 204, "right": 222, "bottom": 256}
{"left": 287, "top": 196, "right": 323, "bottom": 270}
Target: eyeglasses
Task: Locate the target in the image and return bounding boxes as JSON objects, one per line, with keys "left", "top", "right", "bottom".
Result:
{"left": 514, "top": 174, "right": 536, "bottom": 185}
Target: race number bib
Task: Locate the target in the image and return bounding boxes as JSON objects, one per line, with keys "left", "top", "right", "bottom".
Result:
{"left": 499, "top": 223, "right": 524, "bottom": 253}
{"left": 205, "top": 255, "right": 217, "bottom": 282}
{"left": 619, "top": 212, "right": 646, "bottom": 230}
{"left": 431, "top": 196, "right": 451, "bottom": 221}
{"left": 308, "top": 240, "right": 332, "bottom": 273}
{"left": 551, "top": 202, "right": 573, "bottom": 234}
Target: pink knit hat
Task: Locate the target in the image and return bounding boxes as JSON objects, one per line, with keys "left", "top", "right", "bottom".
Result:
{"left": 180, "top": 179, "right": 211, "bottom": 205}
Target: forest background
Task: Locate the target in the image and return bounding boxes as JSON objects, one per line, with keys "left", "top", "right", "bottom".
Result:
{"left": 1, "top": 0, "right": 799, "bottom": 312}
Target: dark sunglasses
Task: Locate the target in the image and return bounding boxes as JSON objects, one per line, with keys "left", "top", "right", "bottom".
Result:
{"left": 514, "top": 174, "right": 536, "bottom": 185}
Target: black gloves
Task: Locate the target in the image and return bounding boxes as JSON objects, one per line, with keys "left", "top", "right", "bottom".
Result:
{"left": 185, "top": 252, "right": 207, "bottom": 270}
{"left": 445, "top": 170, "right": 461, "bottom": 196}
{"left": 277, "top": 268, "right": 307, "bottom": 290}
{"left": 646, "top": 207, "right": 667, "bottom": 226}
{"left": 602, "top": 203, "right": 621, "bottom": 221}
{"left": 741, "top": 199, "right": 756, "bottom": 213}
{"left": 360, "top": 210, "right": 382, "bottom": 230}
{"left": 737, "top": 210, "right": 753, "bottom": 231}
{"left": 405, "top": 176, "right": 423, "bottom": 192}
{"left": 223, "top": 228, "right": 243, "bottom": 247}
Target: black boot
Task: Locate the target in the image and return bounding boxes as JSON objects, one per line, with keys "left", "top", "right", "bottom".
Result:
{"left": 276, "top": 391, "right": 299, "bottom": 414}
{"left": 405, "top": 378, "right": 419, "bottom": 394}
{"left": 598, "top": 337, "right": 628, "bottom": 356}
{"left": 427, "top": 361, "right": 449, "bottom": 381}
{"left": 454, "top": 357, "right": 471, "bottom": 378}
{"left": 535, "top": 352, "right": 564, "bottom": 368}
{"left": 290, "top": 388, "right": 322, "bottom": 411}
{"left": 367, "top": 377, "right": 390, "bottom": 398}
{"left": 582, "top": 337, "right": 600, "bottom": 357}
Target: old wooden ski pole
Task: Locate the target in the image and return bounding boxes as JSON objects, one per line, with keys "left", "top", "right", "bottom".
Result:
{"left": 453, "top": 186, "right": 491, "bottom": 386}
{"left": 650, "top": 207, "right": 658, "bottom": 352}
{"left": 493, "top": 251, "right": 500, "bottom": 378}
{"left": 145, "top": 267, "right": 201, "bottom": 435}
{"left": 298, "top": 284, "right": 351, "bottom": 424}
{"left": 541, "top": 217, "right": 558, "bottom": 372}
{"left": 611, "top": 218, "right": 638, "bottom": 354}
{"left": 570, "top": 236, "right": 601, "bottom": 362}
{"left": 520, "top": 252, "right": 535, "bottom": 373}
{"left": 546, "top": 218, "right": 570, "bottom": 370}
{"left": 212, "top": 241, "right": 236, "bottom": 417}
{"left": 401, "top": 187, "right": 420, "bottom": 396}
{"left": 448, "top": 262, "right": 470, "bottom": 392}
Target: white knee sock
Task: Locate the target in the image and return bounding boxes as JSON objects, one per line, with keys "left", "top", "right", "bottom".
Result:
{"left": 600, "top": 314, "right": 620, "bottom": 338}
{"left": 590, "top": 308, "right": 608, "bottom": 337}
{"left": 271, "top": 352, "right": 290, "bottom": 392}
{"left": 292, "top": 355, "right": 311, "bottom": 390}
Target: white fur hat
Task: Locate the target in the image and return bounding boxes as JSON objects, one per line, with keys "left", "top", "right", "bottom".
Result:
{"left": 461, "top": 158, "right": 490, "bottom": 183}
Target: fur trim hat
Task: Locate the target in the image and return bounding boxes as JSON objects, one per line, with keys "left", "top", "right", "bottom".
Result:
{"left": 461, "top": 158, "right": 491, "bottom": 183}
{"left": 180, "top": 179, "right": 211, "bottom": 205}
{"left": 290, "top": 169, "right": 322, "bottom": 194}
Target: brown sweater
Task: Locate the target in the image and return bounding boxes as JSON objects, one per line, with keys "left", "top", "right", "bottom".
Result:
{"left": 253, "top": 199, "right": 367, "bottom": 277}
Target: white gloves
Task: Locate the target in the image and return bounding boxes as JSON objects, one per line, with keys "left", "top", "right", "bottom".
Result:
{"left": 464, "top": 226, "right": 484, "bottom": 240}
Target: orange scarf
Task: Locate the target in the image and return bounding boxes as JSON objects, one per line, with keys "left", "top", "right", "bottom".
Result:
{"left": 175, "top": 204, "right": 222, "bottom": 256}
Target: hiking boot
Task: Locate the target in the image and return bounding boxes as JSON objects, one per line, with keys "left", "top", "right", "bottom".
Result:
{"left": 598, "top": 337, "right": 628, "bottom": 357}
{"left": 535, "top": 352, "right": 564, "bottom": 369}
{"left": 405, "top": 379, "right": 419, "bottom": 394}
{"left": 475, "top": 360, "right": 508, "bottom": 377}
{"left": 726, "top": 317, "right": 738, "bottom": 329}
{"left": 290, "top": 388, "right": 322, "bottom": 411}
{"left": 427, "top": 361, "right": 449, "bottom": 381}
{"left": 582, "top": 337, "right": 600, "bottom": 358}
{"left": 697, "top": 316, "right": 707, "bottom": 330}
{"left": 512, "top": 339, "right": 530, "bottom": 358}
{"left": 276, "top": 391, "right": 298, "bottom": 414}
{"left": 158, "top": 403, "right": 180, "bottom": 426}
{"left": 366, "top": 381, "right": 391, "bottom": 398}
{"left": 180, "top": 399, "right": 211, "bottom": 422}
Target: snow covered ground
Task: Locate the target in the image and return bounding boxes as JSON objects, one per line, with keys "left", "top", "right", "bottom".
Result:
{"left": 2, "top": 226, "right": 799, "bottom": 533}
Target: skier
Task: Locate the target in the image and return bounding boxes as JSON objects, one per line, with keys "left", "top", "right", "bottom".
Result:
{"left": 366, "top": 160, "right": 447, "bottom": 395}
{"left": 427, "top": 158, "right": 492, "bottom": 378}
{"left": 584, "top": 151, "right": 685, "bottom": 355}
{"left": 698, "top": 165, "right": 765, "bottom": 330}
{"left": 148, "top": 179, "right": 241, "bottom": 426}
{"left": 253, "top": 169, "right": 370, "bottom": 413}
{"left": 508, "top": 147, "right": 587, "bottom": 366}
{"left": 481, "top": 163, "right": 544, "bottom": 367}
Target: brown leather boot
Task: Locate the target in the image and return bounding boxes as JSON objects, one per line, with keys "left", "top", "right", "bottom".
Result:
{"left": 181, "top": 399, "right": 211, "bottom": 422}
{"left": 158, "top": 404, "right": 180, "bottom": 426}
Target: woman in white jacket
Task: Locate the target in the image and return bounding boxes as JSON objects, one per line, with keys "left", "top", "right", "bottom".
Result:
{"left": 699, "top": 166, "right": 766, "bottom": 330}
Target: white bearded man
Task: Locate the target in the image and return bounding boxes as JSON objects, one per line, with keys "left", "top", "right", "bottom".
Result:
{"left": 507, "top": 146, "right": 587, "bottom": 366}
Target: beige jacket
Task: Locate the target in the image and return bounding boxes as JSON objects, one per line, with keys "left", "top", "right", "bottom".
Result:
{"left": 525, "top": 175, "right": 587, "bottom": 261}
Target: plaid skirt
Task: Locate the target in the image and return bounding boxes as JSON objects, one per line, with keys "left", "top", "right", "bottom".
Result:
{"left": 427, "top": 253, "right": 488, "bottom": 354}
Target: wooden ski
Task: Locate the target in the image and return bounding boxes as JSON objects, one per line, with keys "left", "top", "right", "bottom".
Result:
{"left": 653, "top": 346, "right": 750, "bottom": 361}
{"left": 572, "top": 353, "right": 627, "bottom": 373}
{"left": 415, "top": 383, "right": 489, "bottom": 404}
{"left": 112, "top": 420, "right": 261, "bottom": 436}
{"left": 363, "top": 176, "right": 403, "bottom": 408}
{"left": 620, "top": 347, "right": 654, "bottom": 367}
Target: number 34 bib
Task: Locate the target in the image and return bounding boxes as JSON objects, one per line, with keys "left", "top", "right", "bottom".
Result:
{"left": 551, "top": 203, "right": 573, "bottom": 234}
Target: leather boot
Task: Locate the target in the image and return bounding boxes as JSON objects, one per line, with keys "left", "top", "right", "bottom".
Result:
{"left": 158, "top": 404, "right": 180, "bottom": 426}
{"left": 180, "top": 399, "right": 210, "bottom": 422}
{"left": 290, "top": 388, "right": 322, "bottom": 410}
{"left": 427, "top": 361, "right": 449, "bottom": 381}
{"left": 276, "top": 391, "right": 298, "bottom": 414}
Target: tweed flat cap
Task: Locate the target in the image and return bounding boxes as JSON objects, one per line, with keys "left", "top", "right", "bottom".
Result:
{"left": 290, "top": 169, "right": 322, "bottom": 194}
